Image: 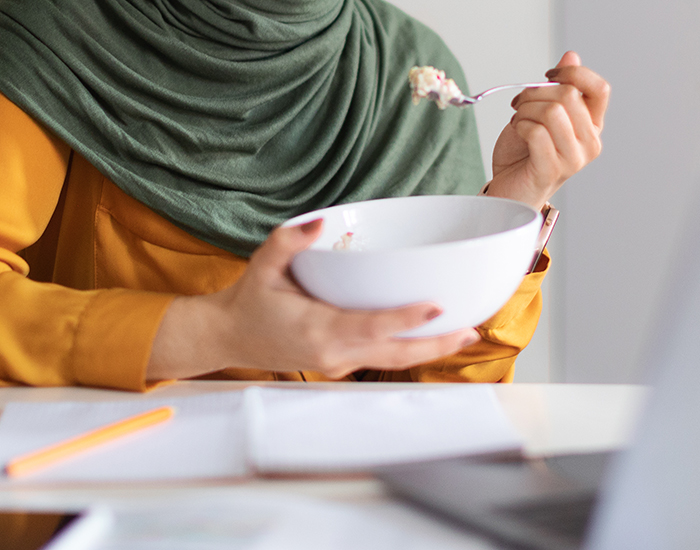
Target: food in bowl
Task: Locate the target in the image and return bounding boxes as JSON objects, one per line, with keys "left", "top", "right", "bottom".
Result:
{"left": 332, "top": 232, "right": 355, "bottom": 251}
{"left": 283, "top": 195, "right": 541, "bottom": 338}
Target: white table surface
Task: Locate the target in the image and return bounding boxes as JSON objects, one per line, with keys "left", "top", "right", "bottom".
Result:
{"left": 0, "top": 382, "right": 647, "bottom": 549}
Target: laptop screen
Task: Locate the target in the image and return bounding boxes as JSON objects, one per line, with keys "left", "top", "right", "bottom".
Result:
{"left": 584, "top": 194, "right": 700, "bottom": 549}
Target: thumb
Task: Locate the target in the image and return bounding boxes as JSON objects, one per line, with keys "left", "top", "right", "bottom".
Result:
{"left": 251, "top": 219, "right": 324, "bottom": 275}
{"left": 556, "top": 50, "right": 582, "bottom": 68}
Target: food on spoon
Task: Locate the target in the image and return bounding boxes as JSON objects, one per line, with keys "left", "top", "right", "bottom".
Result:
{"left": 408, "top": 66, "right": 463, "bottom": 109}
{"left": 333, "top": 232, "right": 354, "bottom": 251}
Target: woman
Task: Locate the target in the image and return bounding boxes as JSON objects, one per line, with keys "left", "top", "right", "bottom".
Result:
{"left": 0, "top": 0, "right": 609, "bottom": 390}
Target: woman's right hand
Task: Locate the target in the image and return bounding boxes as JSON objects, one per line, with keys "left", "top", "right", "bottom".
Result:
{"left": 147, "top": 220, "right": 480, "bottom": 381}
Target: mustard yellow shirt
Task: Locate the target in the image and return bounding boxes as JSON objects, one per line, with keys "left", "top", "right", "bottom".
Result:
{"left": 0, "top": 94, "right": 550, "bottom": 391}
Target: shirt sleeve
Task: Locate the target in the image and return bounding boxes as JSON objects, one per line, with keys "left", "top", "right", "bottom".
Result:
{"left": 0, "top": 94, "right": 173, "bottom": 391}
{"left": 352, "top": 251, "right": 551, "bottom": 384}
{"left": 411, "top": 251, "right": 550, "bottom": 383}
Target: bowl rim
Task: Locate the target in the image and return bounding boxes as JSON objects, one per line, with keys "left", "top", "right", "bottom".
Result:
{"left": 283, "top": 194, "right": 542, "bottom": 255}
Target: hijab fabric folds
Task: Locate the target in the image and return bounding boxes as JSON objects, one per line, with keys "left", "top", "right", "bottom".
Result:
{"left": 0, "top": 0, "right": 485, "bottom": 256}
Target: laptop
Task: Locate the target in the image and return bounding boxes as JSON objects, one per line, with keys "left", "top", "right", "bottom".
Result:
{"left": 377, "top": 199, "right": 700, "bottom": 549}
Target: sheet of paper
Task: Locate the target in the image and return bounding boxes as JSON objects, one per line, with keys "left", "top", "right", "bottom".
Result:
{"left": 246, "top": 385, "right": 523, "bottom": 472}
{"left": 0, "top": 385, "right": 523, "bottom": 482}
{"left": 0, "top": 392, "right": 248, "bottom": 482}
{"left": 97, "top": 489, "right": 491, "bottom": 550}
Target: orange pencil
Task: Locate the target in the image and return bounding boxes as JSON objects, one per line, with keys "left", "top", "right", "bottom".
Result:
{"left": 5, "top": 405, "right": 175, "bottom": 478}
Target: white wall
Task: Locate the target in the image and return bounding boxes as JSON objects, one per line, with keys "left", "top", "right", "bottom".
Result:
{"left": 392, "top": 1, "right": 700, "bottom": 385}
{"left": 390, "top": 0, "right": 555, "bottom": 381}
{"left": 552, "top": 0, "right": 700, "bottom": 383}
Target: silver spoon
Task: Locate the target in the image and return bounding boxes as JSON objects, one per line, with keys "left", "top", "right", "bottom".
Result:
{"left": 448, "top": 81, "right": 560, "bottom": 106}
{"left": 409, "top": 66, "right": 560, "bottom": 108}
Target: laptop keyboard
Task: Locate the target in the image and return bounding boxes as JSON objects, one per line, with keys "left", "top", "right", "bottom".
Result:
{"left": 498, "top": 494, "right": 597, "bottom": 541}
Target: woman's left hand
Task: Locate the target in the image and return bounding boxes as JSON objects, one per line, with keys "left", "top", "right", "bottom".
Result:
{"left": 487, "top": 51, "right": 610, "bottom": 210}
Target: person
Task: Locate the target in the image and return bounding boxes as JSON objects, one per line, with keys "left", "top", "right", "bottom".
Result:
{"left": 0, "top": 0, "right": 609, "bottom": 391}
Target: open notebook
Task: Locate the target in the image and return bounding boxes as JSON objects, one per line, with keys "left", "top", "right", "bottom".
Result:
{"left": 0, "top": 385, "right": 522, "bottom": 482}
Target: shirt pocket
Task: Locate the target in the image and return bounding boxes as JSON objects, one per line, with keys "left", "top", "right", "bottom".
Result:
{"left": 94, "top": 180, "right": 248, "bottom": 294}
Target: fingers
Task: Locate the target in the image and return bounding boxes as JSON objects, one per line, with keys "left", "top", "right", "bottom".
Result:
{"left": 513, "top": 94, "right": 577, "bottom": 155}
{"left": 506, "top": 53, "right": 607, "bottom": 183}
{"left": 509, "top": 119, "right": 562, "bottom": 184}
{"left": 512, "top": 83, "right": 594, "bottom": 138}
{"left": 331, "top": 303, "right": 442, "bottom": 340}
{"left": 321, "top": 325, "right": 481, "bottom": 379}
{"left": 357, "top": 328, "right": 481, "bottom": 371}
{"left": 510, "top": 52, "right": 609, "bottom": 133}
{"left": 512, "top": 89, "right": 602, "bottom": 172}
{"left": 555, "top": 50, "right": 581, "bottom": 68}
{"left": 341, "top": 329, "right": 480, "bottom": 376}
{"left": 544, "top": 52, "right": 610, "bottom": 131}
{"left": 316, "top": 304, "right": 481, "bottom": 378}
{"left": 249, "top": 219, "right": 323, "bottom": 279}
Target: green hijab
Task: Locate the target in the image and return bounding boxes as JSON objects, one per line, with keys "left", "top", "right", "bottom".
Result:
{"left": 0, "top": 0, "right": 485, "bottom": 256}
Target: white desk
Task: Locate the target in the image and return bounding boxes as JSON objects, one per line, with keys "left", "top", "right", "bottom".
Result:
{"left": 0, "top": 382, "right": 647, "bottom": 549}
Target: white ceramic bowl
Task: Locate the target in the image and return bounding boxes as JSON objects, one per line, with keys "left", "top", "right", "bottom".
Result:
{"left": 283, "top": 195, "right": 541, "bottom": 337}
